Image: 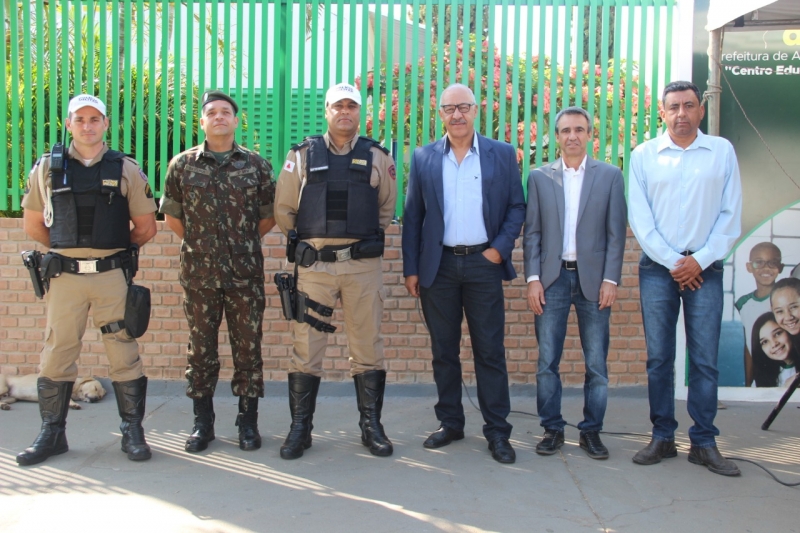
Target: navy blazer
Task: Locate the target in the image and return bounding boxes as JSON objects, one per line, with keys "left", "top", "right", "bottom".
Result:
{"left": 402, "top": 134, "right": 526, "bottom": 288}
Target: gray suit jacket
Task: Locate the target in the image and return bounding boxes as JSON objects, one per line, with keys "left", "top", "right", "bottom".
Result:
{"left": 523, "top": 157, "right": 627, "bottom": 301}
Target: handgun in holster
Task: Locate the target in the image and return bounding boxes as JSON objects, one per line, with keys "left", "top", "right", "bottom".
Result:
{"left": 21, "top": 250, "right": 47, "bottom": 299}
{"left": 274, "top": 271, "right": 336, "bottom": 333}
{"left": 122, "top": 243, "right": 140, "bottom": 284}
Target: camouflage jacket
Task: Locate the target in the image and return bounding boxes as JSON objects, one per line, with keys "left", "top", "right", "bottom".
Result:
{"left": 160, "top": 142, "right": 275, "bottom": 289}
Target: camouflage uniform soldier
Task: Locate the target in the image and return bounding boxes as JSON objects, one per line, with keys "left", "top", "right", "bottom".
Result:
{"left": 275, "top": 83, "right": 397, "bottom": 459}
{"left": 160, "top": 91, "right": 276, "bottom": 453}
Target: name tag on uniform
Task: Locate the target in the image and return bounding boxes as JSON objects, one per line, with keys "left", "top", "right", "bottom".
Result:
{"left": 102, "top": 179, "right": 119, "bottom": 187}
{"left": 351, "top": 159, "right": 367, "bottom": 166}
{"left": 185, "top": 165, "right": 211, "bottom": 175}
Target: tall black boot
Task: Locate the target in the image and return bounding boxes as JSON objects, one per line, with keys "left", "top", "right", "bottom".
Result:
{"left": 235, "top": 396, "right": 262, "bottom": 451}
{"left": 185, "top": 396, "right": 215, "bottom": 453}
{"left": 280, "top": 373, "right": 321, "bottom": 460}
{"left": 354, "top": 370, "right": 393, "bottom": 457}
{"left": 112, "top": 376, "right": 152, "bottom": 461}
{"left": 17, "top": 378, "right": 73, "bottom": 466}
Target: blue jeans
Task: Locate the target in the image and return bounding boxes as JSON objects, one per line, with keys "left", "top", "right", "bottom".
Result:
{"left": 420, "top": 251, "right": 512, "bottom": 441}
{"left": 535, "top": 267, "right": 610, "bottom": 433}
{"left": 638, "top": 253, "right": 723, "bottom": 447}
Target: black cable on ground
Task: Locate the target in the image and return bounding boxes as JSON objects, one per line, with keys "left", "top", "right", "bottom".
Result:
{"left": 416, "top": 295, "right": 798, "bottom": 486}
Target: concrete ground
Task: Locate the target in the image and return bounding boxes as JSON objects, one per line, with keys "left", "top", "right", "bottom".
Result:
{"left": 0, "top": 382, "right": 798, "bottom": 533}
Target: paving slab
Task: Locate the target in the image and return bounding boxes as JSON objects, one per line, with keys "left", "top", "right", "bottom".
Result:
{"left": 0, "top": 383, "right": 798, "bottom": 533}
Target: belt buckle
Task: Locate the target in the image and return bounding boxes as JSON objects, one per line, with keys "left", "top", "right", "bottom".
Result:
{"left": 77, "top": 260, "right": 98, "bottom": 274}
{"left": 335, "top": 248, "right": 352, "bottom": 262}
{"left": 453, "top": 246, "right": 468, "bottom": 256}
{"left": 564, "top": 262, "right": 577, "bottom": 271}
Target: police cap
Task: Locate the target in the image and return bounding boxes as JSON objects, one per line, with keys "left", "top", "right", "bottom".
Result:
{"left": 201, "top": 90, "right": 238, "bottom": 114}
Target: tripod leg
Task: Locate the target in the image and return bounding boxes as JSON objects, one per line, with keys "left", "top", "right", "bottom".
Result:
{"left": 761, "top": 372, "right": 800, "bottom": 430}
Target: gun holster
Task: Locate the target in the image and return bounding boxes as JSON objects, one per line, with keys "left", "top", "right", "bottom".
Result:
{"left": 21, "top": 250, "right": 47, "bottom": 299}
{"left": 273, "top": 271, "right": 336, "bottom": 333}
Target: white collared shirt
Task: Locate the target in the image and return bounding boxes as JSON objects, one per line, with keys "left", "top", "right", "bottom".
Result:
{"left": 562, "top": 156, "right": 587, "bottom": 261}
{"left": 441, "top": 133, "right": 488, "bottom": 246}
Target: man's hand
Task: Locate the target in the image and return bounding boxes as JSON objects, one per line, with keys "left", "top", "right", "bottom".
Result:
{"left": 527, "top": 280, "right": 546, "bottom": 315}
{"left": 670, "top": 255, "right": 703, "bottom": 291}
{"left": 405, "top": 275, "right": 420, "bottom": 298}
{"left": 598, "top": 281, "right": 617, "bottom": 310}
{"left": 482, "top": 247, "right": 502, "bottom": 264}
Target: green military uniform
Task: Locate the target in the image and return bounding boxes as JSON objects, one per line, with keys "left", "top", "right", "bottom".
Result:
{"left": 160, "top": 142, "right": 275, "bottom": 399}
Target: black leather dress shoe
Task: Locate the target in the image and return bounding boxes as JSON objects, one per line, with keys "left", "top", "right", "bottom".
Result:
{"left": 632, "top": 438, "right": 677, "bottom": 465}
{"left": 579, "top": 431, "right": 609, "bottom": 460}
{"left": 535, "top": 429, "right": 565, "bottom": 455}
{"left": 488, "top": 437, "right": 516, "bottom": 464}
{"left": 688, "top": 445, "right": 741, "bottom": 476}
{"left": 423, "top": 426, "right": 465, "bottom": 449}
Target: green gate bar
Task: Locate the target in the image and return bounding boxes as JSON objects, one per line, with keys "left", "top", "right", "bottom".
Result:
{"left": 3, "top": 0, "right": 675, "bottom": 214}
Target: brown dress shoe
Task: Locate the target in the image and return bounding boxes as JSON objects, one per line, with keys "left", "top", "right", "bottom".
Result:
{"left": 632, "top": 438, "right": 677, "bottom": 465}
{"left": 688, "top": 445, "right": 741, "bottom": 476}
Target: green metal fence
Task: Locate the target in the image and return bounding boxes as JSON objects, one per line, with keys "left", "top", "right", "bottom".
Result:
{"left": 3, "top": 0, "right": 675, "bottom": 214}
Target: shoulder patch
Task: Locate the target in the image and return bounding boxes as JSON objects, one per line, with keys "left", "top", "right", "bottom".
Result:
{"left": 144, "top": 183, "right": 154, "bottom": 198}
{"left": 388, "top": 164, "right": 396, "bottom": 180}
{"left": 283, "top": 160, "right": 296, "bottom": 173}
{"left": 138, "top": 168, "right": 148, "bottom": 182}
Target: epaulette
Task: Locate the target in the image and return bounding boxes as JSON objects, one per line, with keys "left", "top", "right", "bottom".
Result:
{"left": 291, "top": 135, "right": 323, "bottom": 152}
{"left": 359, "top": 135, "right": 390, "bottom": 155}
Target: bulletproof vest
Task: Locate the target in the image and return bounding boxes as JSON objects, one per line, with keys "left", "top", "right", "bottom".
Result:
{"left": 49, "top": 150, "right": 131, "bottom": 249}
{"left": 295, "top": 136, "right": 382, "bottom": 240}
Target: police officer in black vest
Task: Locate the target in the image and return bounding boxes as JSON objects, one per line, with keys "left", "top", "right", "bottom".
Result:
{"left": 18, "top": 94, "right": 157, "bottom": 466}
{"left": 274, "top": 83, "right": 397, "bottom": 458}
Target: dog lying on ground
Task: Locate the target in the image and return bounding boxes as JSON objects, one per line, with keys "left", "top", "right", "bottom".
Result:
{"left": 0, "top": 375, "right": 106, "bottom": 410}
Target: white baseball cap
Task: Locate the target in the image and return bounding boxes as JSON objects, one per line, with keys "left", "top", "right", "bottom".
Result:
{"left": 325, "top": 83, "right": 362, "bottom": 106}
{"left": 67, "top": 94, "right": 107, "bottom": 116}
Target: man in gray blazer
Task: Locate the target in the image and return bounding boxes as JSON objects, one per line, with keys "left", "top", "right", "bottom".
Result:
{"left": 523, "top": 106, "right": 627, "bottom": 459}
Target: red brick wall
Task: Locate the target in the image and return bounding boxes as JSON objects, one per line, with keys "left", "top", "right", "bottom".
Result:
{"left": 0, "top": 218, "right": 647, "bottom": 385}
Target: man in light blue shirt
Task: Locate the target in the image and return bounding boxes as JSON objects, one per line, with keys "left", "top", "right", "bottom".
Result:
{"left": 628, "top": 81, "right": 742, "bottom": 476}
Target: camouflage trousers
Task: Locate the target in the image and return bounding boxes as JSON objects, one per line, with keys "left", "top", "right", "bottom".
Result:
{"left": 183, "top": 283, "right": 266, "bottom": 399}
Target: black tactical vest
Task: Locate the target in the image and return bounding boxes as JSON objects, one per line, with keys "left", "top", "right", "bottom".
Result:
{"left": 49, "top": 150, "right": 131, "bottom": 249}
{"left": 294, "top": 136, "right": 383, "bottom": 240}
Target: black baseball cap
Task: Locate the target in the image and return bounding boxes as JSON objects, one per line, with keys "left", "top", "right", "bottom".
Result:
{"left": 201, "top": 90, "right": 238, "bottom": 114}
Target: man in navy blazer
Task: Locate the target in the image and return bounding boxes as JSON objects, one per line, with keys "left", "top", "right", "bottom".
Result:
{"left": 523, "top": 106, "right": 627, "bottom": 460}
{"left": 402, "top": 83, "right": 526, "bottom": 464}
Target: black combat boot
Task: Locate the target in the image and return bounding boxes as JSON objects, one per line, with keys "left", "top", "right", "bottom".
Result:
{"left": 354, "top": 370, "right": 393, "bottom": 457}
{"left": 280, "top": 373, "right": 321, "bottom": 460}
{"left": 112, "top": 376, "right": 152, "bottom": 461}
{"left": 17, "top": 378, "right": 74, "bottom": 466}
{"left": 185, "top": 395, "right": 215, "bottom": 453}
{"left": 235, "top": 396, "right": 262, "bottom": 451}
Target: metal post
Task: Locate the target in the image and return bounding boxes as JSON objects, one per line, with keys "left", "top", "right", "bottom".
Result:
{"left": 707, "top": 27, "right": 722, "bottom": 137}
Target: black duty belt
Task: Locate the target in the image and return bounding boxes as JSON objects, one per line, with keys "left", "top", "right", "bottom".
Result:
{"left": 54, "top": 252, "right": 125, "bottom": 274}
{"left": 443, "top": 243, "right": 490, "bottom": 256}
{"left": 679, "top": 250, "right": 694, "bottom": 256}
{"left": 562, "top": 260, "right": 578, "bottom": 271}
{"left": 317, "top": 244, "right": 356, "bottom": 262}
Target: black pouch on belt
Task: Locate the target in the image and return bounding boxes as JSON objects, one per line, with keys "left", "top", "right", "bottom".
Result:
{"left": 124, "top": 284, "right": 151, "bottom": 338}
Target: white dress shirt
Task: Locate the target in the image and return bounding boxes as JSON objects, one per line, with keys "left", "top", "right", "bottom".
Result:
{"left": 562, "top": 156, "right": 587, "bottom": 261}
{"left": 628, "top": 130, "right": 742, "bottom": 271}
{"left": 441, "top": 133, "right": 488, "bottom": 246}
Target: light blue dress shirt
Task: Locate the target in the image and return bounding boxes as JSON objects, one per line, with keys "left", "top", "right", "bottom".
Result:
{"left": 441, "top": 133, "right": 488, "bottom": 246}
{"left": 628, "top": 130, "right": 742, "bottom": 271}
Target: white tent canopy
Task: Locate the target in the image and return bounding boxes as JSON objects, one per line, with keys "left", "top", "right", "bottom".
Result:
{"left": 707, "top": 0, "right": 800, "bottom": 31}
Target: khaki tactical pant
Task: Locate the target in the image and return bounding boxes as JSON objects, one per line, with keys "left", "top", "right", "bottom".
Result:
{"left": 40, "top": 269, "right": 142, "bottom": 382}
{"left": 292, "top": 259, "right": 385, "bottom": 377}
